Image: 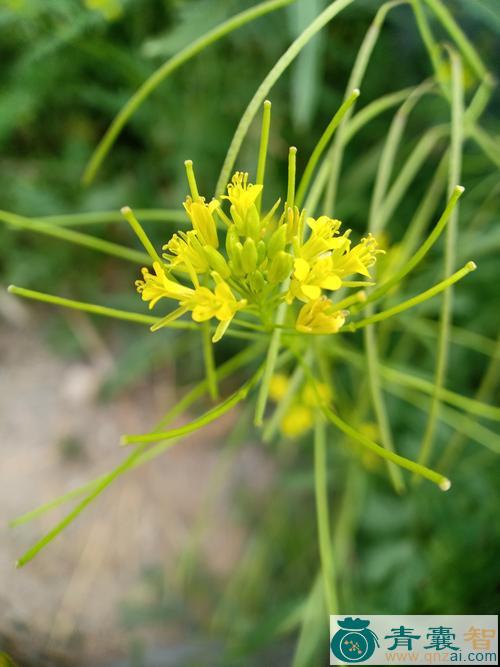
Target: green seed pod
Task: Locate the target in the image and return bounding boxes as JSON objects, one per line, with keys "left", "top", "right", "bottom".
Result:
{"left": 248, "top": 270, "right": 266, "bottom": 293}
{"left": 241, "top": 237, "right": 258, "bottom": 273}
{"left": 268, "top": 250, "right": 293, "bottom": 284}
{"left": 267, "top": 224, "right": 288, "bottom": 259}
{"left": 204, "top": 246, "right": 231, "bottom": 279}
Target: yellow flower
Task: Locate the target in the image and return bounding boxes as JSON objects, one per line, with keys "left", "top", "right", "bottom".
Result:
{"left": 281, "top": 404, "right": 314, "bottom": 438}
{"left": 132, "top": 163, "right": 385, "bottom": 342}
{"left": 183, "top": 197, "right": 219, "bottom": 248}
{"left": 303, "top": 380, "right": 332, "bottom": 407}
{"left": 287, "top": 256, "right": 342, "bottom": 303}
{"left": 223, "top": 171, "right": 263, "bottom": 218}
{"left": 269, "top": 373, "right": 290, "bottom": 401}
{"left": 135, "top": 262, "right": 193, "bottom": 309}
{"left": 331, "top": 233, "right": 382, "bottom": 278}
{"left": 182, "top": 273, "right": 247, "bottom": 342}
{"left": 296, "top": 216, "right": 344, "bottom": 262}
{"left": 163, "top": 230, "right": 210, "bottom": 274}
{"left": 296, "top": 297, "right": 347, "bottom": 334}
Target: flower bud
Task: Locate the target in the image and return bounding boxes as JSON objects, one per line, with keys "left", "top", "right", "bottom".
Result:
{"left": 268, "top": 251, "right": 293, "bottom": 284}
{"left": 267, "top": 224, "right": 288, "bottom": 259}
{"left": 228, "top": 241, "right": 245, "bottom": 277}
{"left": 246, "top": 206, "right": 261, "bottom": 241}
{"left": 226, "top": 226, "right": 239, "bottom": 258}
{"left": 257, "top": 240, "right": 267, "bottom": 264}
{"left": 241, "top": 238, "right": 258, "bottom": 273}
{"left": 204, "top": 246, "right": 231, "bottom": 279}
{"left": 248, "top": 270, "right": 266, "bottom": 293}
{"left": 230, "top": 206, "right": 246, "bottom": 235}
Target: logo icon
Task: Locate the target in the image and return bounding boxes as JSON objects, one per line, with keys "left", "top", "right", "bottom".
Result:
{"left": 331, "top": 617, "right": 379, "bottom": 663}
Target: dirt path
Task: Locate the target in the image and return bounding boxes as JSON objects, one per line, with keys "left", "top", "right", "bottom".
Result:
{"left": 0, "top": 316, "right": 271, "bottom": 666}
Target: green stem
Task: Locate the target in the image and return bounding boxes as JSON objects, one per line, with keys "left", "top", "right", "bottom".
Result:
{"left": 254, "top": 300, "right": 288, "bottom": 426}
{"left": 0, "top": 209, "right": 149, "bottom": 265}
{"left": 254, "top": 142, "right": 299, "bottom": 426}
{"left": 10, "top": 343, "right": 263, "bottom": 528}
{"left": 346, "top": 262, "right": 476, "bottom": 332}
{"left": 286, "top": 146, "right": 297, "bottom": 210}
{"left": 416, "top": 47, "right": 463, "bottom": 474}
{"left": 323, "top": 0, "right": 409, "bottom": 214}
{"left": 295, "top": 88, "right": 359, "bottom": 208}
{"left": 122, "top": 372, "right": 260, "bottom": 445}
{"left": 342, "top": 86, "right": 415, "bottom": 145}
{"left": 82, "top": 0, "right": 295, "bottom": 184}
{"left": 375, "top": 125, "right": 448, "bottom": 230}
{"left": 364, "top": 325, "right": 405, "bottom": 493}
{"left": 121, "top": 206, "right": 162, "bottom": 263}
{"left": 6, "top": 285, "right": 258, "bottom": 341}
{"left": 35, "top": 209, "right": 186, "bottom": 226}
{"left": 215, "top": 0, "right": 356, "bottom": 196}
{"left": 322, "top": 405, "right": 450, "bottom": 489}
{"left": 202, "top": 321, "right": 219, "bottom": 400}
{"left": 422, "top": 0, "right": 488, "bottom": 79}
{"left": 255, "top": 100, "right": 272, "bottom": 213}
{"left": 314, "top": 418, "right": 337, "bottom": 613}
{"left": 184, "top": 160, "right": 200, "bottom": 199}
{"left": 355, "top": 184, "right": 463, "bottom": 313}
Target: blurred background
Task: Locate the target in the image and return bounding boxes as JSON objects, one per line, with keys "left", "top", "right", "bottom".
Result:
{"left": 1, "top": 0, "right": 499, "bottom": 665}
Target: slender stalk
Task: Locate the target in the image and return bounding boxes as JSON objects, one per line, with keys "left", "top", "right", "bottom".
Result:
{"left": 416, "top": 48, "right": 463, "bottom": 474}
{"left": 342, "top": 86, "right": 415, "bottom": 145}
{"left": 10, "top": 344, "right": 263, "bottom": 528}
{"left": 254, "top": 146, "right": 298, "bottom": 426}
{"left": 7, "top": 285, "right": 165, "bottom": 327}
{"left": 423, "top": 0, "right": 488, "bottom": 79}
{"left": 6, "top": 285, "right": 258, "bottom": 341}
{"left": 0, "top": 209, "right": 149, "bottom": 265}
{"left": 295, "top": 88, "right": 360, "bottom": 208}
{"left": 364, "top": 326, "right": 405, "bottom": 492}
{"left": 375, "top": 125, "right": 448, "bottom": 230}
{"left": 255, "top": 100, "right": 272, "bottom": 213}
{"left": 361, "top": 82, "right": 433, "bottom": 495}
{"left": 216, "top": 0, "right": 356, "bottom": 196}
{"left": 439, "top": 338, "right": 500, "bottom": 469}
{"left": 286, "top": 146, "right": 297, "bottom": 210}
{"left": 387, "top": 152, "right": 448, "bottom": 275}
{"left": 323, "top": 0, "right": 409, "bottom": 214}
{"left": 254, "top": 300, "right": 288, "bottom": 426}
{"left": 346, "top": 262, "right": 476, "bottom": 332}
{"left": 36, "top": 209, "right": 186, "bottom": 226}
{"left": 333, "top": 344, "right": 500, "bottom": 422}
{"left": 202, "top": 321, "right": 219, "bottom": 400}
{"left": 354, "top": 185, "right": 464, "bottom": 313}
{"left": 314, "top": 418, "right": 337, "bottom": 613}
{"left": 82, "top": 0, "right": 295, "bottom": 184}
{"left": 122, "top": 372, "right": 259, "bottom": 445}
{"left": 184, "top": 160, "right": 200, "bottom": 199}
{"left": 322, "top": 405, "right": 450, "bottom": 489}
{"left": 121, "top": 206, "right": 162, "bottom": 263}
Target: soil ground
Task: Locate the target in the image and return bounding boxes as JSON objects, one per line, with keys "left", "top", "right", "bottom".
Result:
{"left": 0, "top": 311, "right": 271, "bottom": 666}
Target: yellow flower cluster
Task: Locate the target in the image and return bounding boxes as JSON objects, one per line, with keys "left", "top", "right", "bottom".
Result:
{"left": 269, "top": 373, "right": 332, "bottom": 438}
{"left": 135, "top": 167, "right": 382, "bottom": 341}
